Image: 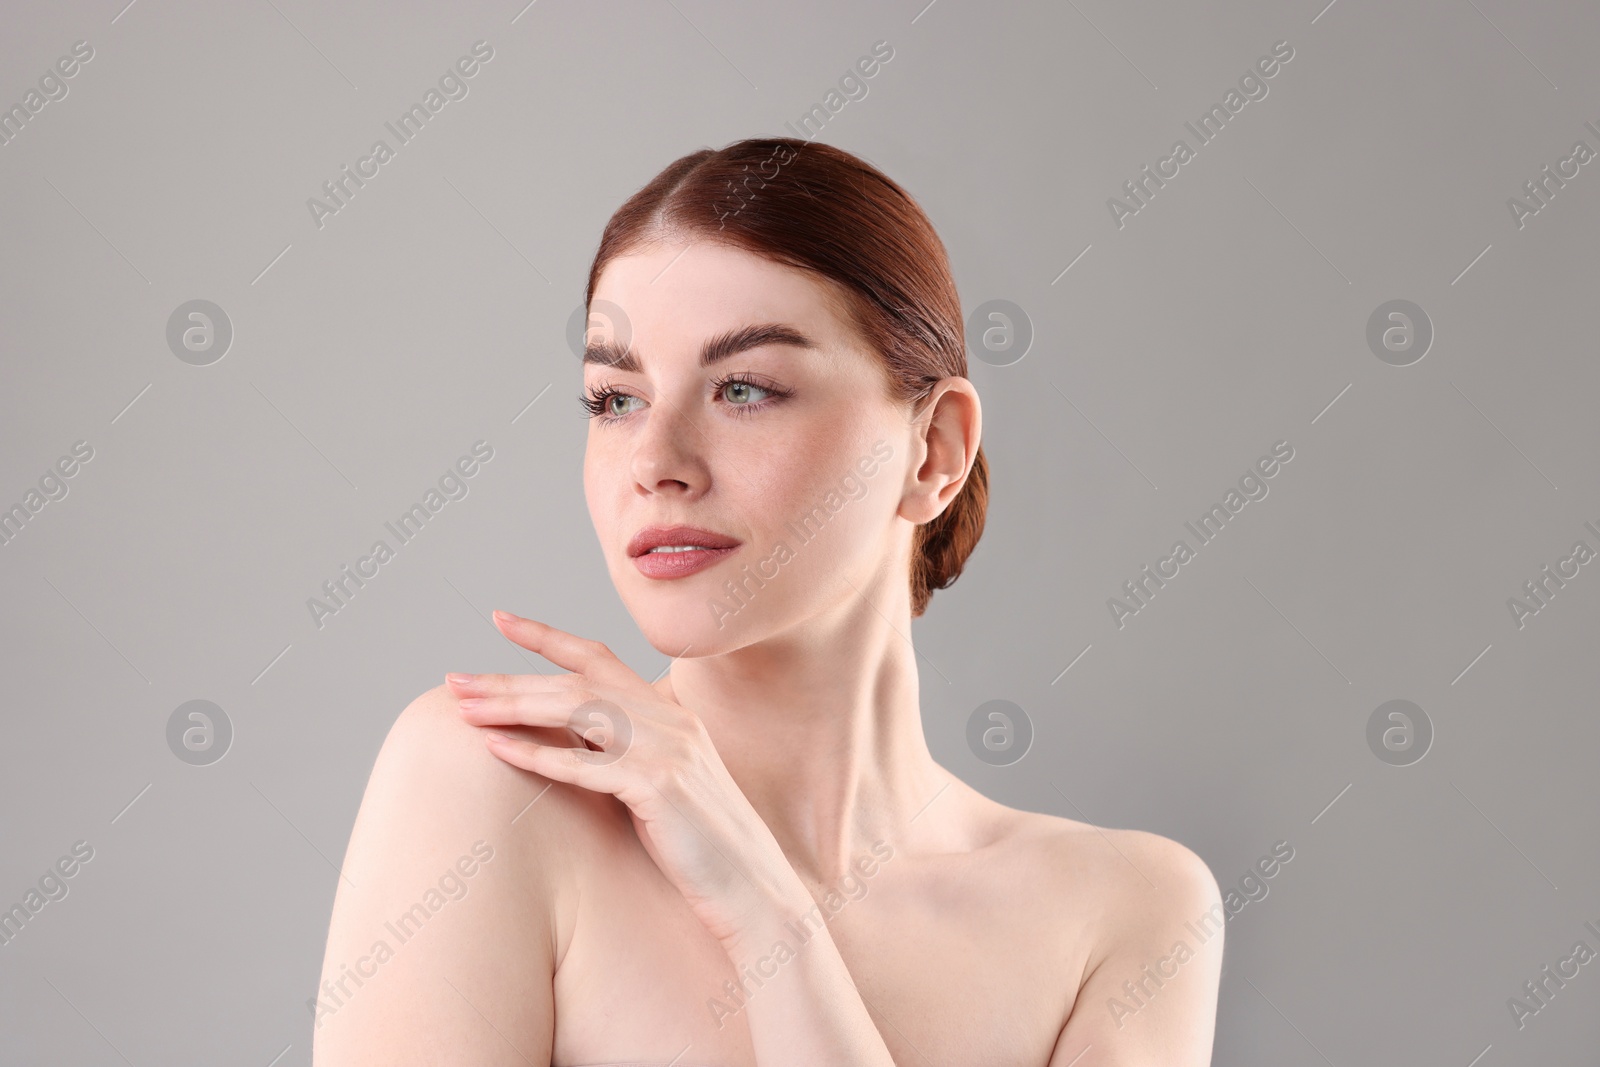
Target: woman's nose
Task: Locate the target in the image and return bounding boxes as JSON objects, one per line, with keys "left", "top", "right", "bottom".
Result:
{"left": 629, "top": 396, "right": 708, "bottom": 496}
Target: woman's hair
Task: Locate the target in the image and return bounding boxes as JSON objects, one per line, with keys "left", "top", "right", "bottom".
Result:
{"left": 585, "top": 137, "right": 987, "bottom": 618}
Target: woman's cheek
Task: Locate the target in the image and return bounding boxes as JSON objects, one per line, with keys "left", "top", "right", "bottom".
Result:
{"left": 774, "top": 454, "right": 896, "bottom": 571}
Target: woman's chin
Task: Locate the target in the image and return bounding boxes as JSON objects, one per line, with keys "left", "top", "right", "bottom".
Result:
{"left": 641, "top": 621, "right": 726, "bottom": 658}
{"left": 628, "top": 603, "right": 762, "bottom": 660}
{"left": 614, "top": 554, "right": 802, "bottom": 656}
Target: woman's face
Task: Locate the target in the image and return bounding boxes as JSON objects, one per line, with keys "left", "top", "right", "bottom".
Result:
{"left": 583, "top": 240, "right": 914, "bottom": 658}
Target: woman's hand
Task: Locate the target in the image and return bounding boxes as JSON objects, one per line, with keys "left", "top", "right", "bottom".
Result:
{"left": 447, "top": 609, "right": 807, "bottom": 952}
{"left": 453, "top": 610, "right": 901, "bottom": 1066}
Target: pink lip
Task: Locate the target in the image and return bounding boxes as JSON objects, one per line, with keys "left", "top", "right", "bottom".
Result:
{"left": 628, "top": 524, "right": 742, "bottom": 581}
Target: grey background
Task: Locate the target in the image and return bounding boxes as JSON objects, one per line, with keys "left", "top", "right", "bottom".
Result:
{"left": 2, "top": 0, "right": 1597, "bottom": 1063}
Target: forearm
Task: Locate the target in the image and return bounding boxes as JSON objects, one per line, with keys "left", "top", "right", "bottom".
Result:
{"left": 717, "top": 891, "right": 898, "bottom": 1067}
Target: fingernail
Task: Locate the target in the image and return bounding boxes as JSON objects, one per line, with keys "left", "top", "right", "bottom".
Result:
{"left": 484, "top": 731, "right": 510, "bottom": 744}
{"left": 446, "top": 673, "right": 475, "bottom": 686}
{"left": 492, "top": 610, "right": 513, "bottom": 623}
{"left": 458, "top": 698, "right": 483, "bottom": 711}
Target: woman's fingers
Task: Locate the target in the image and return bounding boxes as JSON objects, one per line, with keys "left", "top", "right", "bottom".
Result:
{"left": 458, "top": 688, "right": 596, "bottom": 728}
{"left": 481, "top": 730, "right": 627, "bottom": 788}
{"left": 489, "top": 611, "right": 641, "bottom": 689}
{"left": 463, "top": 688, "right": 638, "bottom": 766}
{"left": 445, "top": 670, "right": 574, "bottom": 698}
{"left": 445, "top": 615, "right": 652, "bottom": 720}
{"left": 446, "top": 613, "right": 657, "bottom": 791}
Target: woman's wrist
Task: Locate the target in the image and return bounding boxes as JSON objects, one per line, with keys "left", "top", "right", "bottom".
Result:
{"left": 716, "top": 858, "right": 819, "bottom": 966}
{"left": 711, "top": 875, "right": 899, "bottom": 1067}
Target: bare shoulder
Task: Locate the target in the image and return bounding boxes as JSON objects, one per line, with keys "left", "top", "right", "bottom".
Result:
{"left": 377, "top": 682, "right": 623, "bottom": 829}
{"left": 989, "top": 804, "right": 1219, "bottom": 909}
{"left": 986, "top": 807, "right": 1224, "bottom": 1065}
{"left": 974, "top": 802, "right": 1223, "bottom": 974}
{"left": 346, "top": 683, "right": 636, "bottom": 935}
{"left": 312, "top": 684, "right": 618, "bottom": 1065}
{"left": 348, "top": 685, "right": 582, "bottom": 882}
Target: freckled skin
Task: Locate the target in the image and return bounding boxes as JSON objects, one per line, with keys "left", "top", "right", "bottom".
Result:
{"left": 584, "top": 240, "right": 914, "bottom": 662}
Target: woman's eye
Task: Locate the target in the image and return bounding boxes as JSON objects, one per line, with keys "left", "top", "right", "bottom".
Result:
{"left": 722, "top": 380, "right": 771, "bottom": 405}
{"left": 610, "top": 393, "right": 643, "bottom": 417}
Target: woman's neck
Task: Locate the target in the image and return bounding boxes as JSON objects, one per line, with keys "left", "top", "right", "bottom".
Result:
{"left": 660, "top": 588, "right": 956, "bottom": 886}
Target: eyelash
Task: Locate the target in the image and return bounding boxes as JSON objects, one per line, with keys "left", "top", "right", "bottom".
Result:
{"left": 578, "top": 373, "right": 793, "bottom": 424}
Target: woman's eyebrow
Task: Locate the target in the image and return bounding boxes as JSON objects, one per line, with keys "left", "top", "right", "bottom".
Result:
{"left": 700, "top": 323, "right": 819, "bottom": 366}
{"left": 583, "top": 322, "right": 819, "bottom": 372}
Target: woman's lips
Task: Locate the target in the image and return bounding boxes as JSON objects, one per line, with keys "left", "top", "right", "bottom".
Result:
{"left": 631, "top": 544, "right": 739, "bottom": 580}
{"left": 626, "top": 523, "right": 741, "bottom": 580}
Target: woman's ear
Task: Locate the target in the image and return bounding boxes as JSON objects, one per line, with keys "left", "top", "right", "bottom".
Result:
{"left": 899, "top": 377, "right": 981, "bottom": 525}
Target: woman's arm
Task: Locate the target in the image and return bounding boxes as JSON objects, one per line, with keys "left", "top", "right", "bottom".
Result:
{"left": 459, "top": 611, "right": 901, "bottom": 1066}
{"left": 312, "top": 685, "right": 562, "bottom": 1066}
{"left": 1046, "top": 832, "right": 1225, "bottom": 1067}
{"left": 711, "top": 890, "right": 903, "bottom": 1066}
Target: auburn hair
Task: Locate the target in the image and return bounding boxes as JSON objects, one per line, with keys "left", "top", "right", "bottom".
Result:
{"left": 585, "top": 137, "right": 987, "bottom": 618}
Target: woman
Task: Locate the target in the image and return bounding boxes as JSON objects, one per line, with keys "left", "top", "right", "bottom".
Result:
{"left": 313, "top": 137, "right": 1223, "bottom": 1066}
